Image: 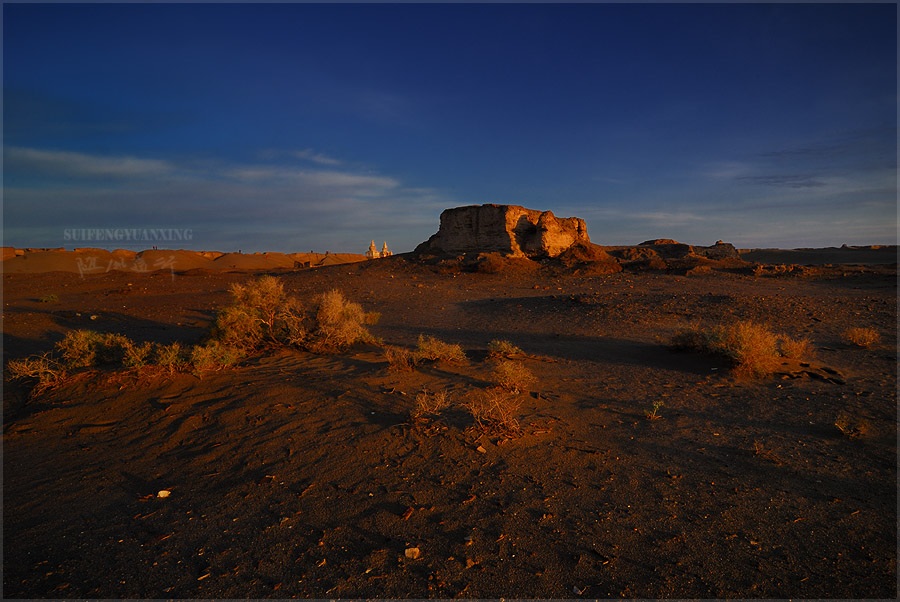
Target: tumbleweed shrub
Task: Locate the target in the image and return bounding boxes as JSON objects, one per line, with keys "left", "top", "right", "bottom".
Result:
{"left": 122, "top": 340, "right": 155, "bottom": 369}
{"left": 487, "top": 339, "right": 524, "bottom": 359}
{"left": 215, "top": 275, "right": 293, "bottom": 349}
{"left": 416, "top": 335, "right": 467, "bottom": 364}
{"left": 465, "top": 386, "right": 523, "bottom": 437}
{"left": 672, "top": 321, "right": 783, "bottom": 379}
{"left": 55, "top": 329, "right": 103, "bottom": 368}
{"left": 190, "top": 341, "right": 246, "bottom": 375}
{"left": 412, "top": 388, "right": 452, "bottom": 420}
{"left": 834, "top": 411, "right": 870, "bottom": 438}
{"left": 55, "top": 330, "right": 135, "bottom": 368}
{"left": 7, "top": 353, "right": 68, "bottom": 395}
{"left": 384, "top": 345, "right": 417, "bottom": 372}
{"left": 155, "top": 342, "right": 188, "bottom": 374}
{"left": 713, "top": 321, "right": 782, "bottom": 379}
{"left": 843, "top": 327, "right": 880, "bottom": 348}
{"left": 491, "top": 358, "right": 537, "bottom": 393}
{"left": 308, "top": 289, "right": 378, "bottom": 353}
{"left": 778, "top": 335, "right": 814, "bottom": 360}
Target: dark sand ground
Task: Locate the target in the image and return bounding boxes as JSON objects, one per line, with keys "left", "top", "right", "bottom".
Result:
{"left": 2, "top": 251, "right": 896, "bottom": 598}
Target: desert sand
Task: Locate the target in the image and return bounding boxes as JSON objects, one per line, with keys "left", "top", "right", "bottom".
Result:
{"left": 2, "top": 244, "right": 896, "bottom": 598}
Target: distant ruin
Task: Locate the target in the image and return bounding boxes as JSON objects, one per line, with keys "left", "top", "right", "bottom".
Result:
{"left": 414, "top": 204, "right": 590, "bottom": 259}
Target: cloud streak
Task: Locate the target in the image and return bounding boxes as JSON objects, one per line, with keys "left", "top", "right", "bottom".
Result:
{"left": 5, "top": 146, "right": 174, "bottom": 178}
{"left": 3, "top": 146, "right": 452, "bottom": 252}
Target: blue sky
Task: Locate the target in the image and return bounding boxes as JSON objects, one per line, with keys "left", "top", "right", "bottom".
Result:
{"left": 3, "top": 2, "right": 897, "bottom": 253}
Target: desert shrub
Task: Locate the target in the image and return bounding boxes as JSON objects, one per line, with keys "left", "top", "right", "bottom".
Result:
{"left": 7, "top": 353, "right": 68, "bottom": 394}
{"left": 416, "top": 335, "right": 467, "bottom": 364}
{"left": 212, "top": 278, "right": 374, "bottom": 354}
{"left": 778, "top": 335, "right": 813, "bottom": 359}
{"left": 190, "top": 341, "right": 245, "bottom": 374}
{"left": 215, "top": 276, "right": 292, "bottom": 349}
{"left": 487, "top": 339, "right": 524, "bottom": 359}
{"left": 491, "top": 359, "right": 537, "bottom": 393}
{"left": 712, "top": 321, "right": 782, "bottom": 379}
{"left": 155, "top": 342, "right": 188, "bottom": 373}
{"left": 843, "top": 327, "right": 880, "bottom": 348}
{"left": 95, "top": 333, "right": 135, "bottom": 365}
{"left": 672, "top": 321, "right": 784, "bottom": 379}
{"left": 122, "top": 340, "right": 155, "bottom": 368}
{"left": 412, "top": 388, "right": 452, "bottom": 420}
{"left": 465, "top": 387, "right": 523, "bottom": 437}
{"left": 384, "top": 345, "right": 417, "bottom": 372}
{"left": 213, "top": 304, "right": 266, "bottom": 350}
{"left": 834, "top": 412, "right": 869, "bottom": 438}
{"left": 670, "top": 323, "right": 710, "bottom": 352}
{"left": 56, "top": 329, "right": 103, "bottom": 368}
{"left": 39, "top": 293, "right": 60, "bottom": 303}
{"left": 309, "top": 289, "right": 378, "bottom": 353}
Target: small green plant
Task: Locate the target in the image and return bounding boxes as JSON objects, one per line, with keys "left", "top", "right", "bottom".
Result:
{"left": 465, "top": 387, "right": 523, "bottom": 437}
{"left": 834, "top": 412, "right": 869, "bottom": 438}
{"left": 416, "top": 335, "right": 467, "bottom": 365}
{"left": 843, "top": 327, "right": 880, "bottom": 348}
{"left": 491, "top": 359, "right": 536, "bottom": 393}
{"left": 487, "top": 339, "right": 524, "bottom": 359}
{"left": 645, "top": 400, "right": 664, "bottom": 420}
{"left": 6, "top": 353, "right": 68, "bottom": 395}
{"left": 39, "top": 293, "right": 59, "bottom": 303}
{"left": 412, "top": 387, "right": 452, "bottom": 420}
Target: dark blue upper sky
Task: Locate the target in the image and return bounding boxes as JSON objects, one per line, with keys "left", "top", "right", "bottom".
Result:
{"left": 4, "top": 2, "right": 896, "bottom": 252}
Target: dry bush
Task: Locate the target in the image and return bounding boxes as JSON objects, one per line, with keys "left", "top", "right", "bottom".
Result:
{"left": 779, "top": 335, "right": 814, "bottom": 360}
{"left": 416, "top": 335, "right": 467, "bottom": 364}
{"left": 215, "top": 276, "right": 292, "bottom": 349}
{"left": 213, "top": 278, "right": 374, "bottom": 354}
{"left": 55, "top": 330, "right": 135, "bottom": 368}
{"left": 7, "top": 353, "right": 68, "bottom": 395}
{"left": 190, "top": 341, "right": 245, "bottom": 375}
{"left": 834, "top": 412, "right": 870, "bottom": 438}
{"left": 309, "top": 289, "right": 378, "bottom": 353}
{"left": 670, "top": 323, "right": 709, "bottom": 352}
{"left": 412, "top": 388, "right": 452, "bottom": 420}
{"left": 155, "top": 342, "right": 188, "bottom": 374}
{"left": 487, "top": 339, "right": 524, "bottom": 359}
{"left": 491, "top": 359, "right": 537, "bottom": 393}
{"left": 713, "top": 321, "right": 782, "bottom": 379}
{"left": 672, "top": 321, "right": 784, "bottom": 379}
{"left": 56, "top": 329, "right": 103, "bottom": 368}
{"left": 843, "top": 327, "right": 880, "bottom": 348}
{"left": 122, "top": 340, "right": 155, "bottom": 368}
{"left": 384, "top": 345, "right": 417, "bottom": 372}
{"left": 465, "top": 387, "right": 523, "bottom": 437}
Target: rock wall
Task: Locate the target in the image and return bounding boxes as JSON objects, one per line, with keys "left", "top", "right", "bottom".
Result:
{"left": 415, "top": 204, "right": 590, "bottom": 259}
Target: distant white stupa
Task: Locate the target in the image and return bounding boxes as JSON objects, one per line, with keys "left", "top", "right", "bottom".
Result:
{"left": 366, "top": 240, "right": 392, "bottom": 259}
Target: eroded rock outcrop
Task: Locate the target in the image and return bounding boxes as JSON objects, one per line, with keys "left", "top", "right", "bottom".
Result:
{"left": 415, "top": 204, "right": 590, "bottom": 259}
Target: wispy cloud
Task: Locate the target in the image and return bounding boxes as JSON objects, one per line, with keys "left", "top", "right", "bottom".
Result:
{"left": 292, "top": 148, "right": 342, "bottom": 166}
{"left": 3, "top": 146, "right": 452, "bottom": 252}
{"left": 5, "top": 146, "right": 174, "bottom": 178}
{"left": 736, "top": 174, "right": 826, "bottom": 188}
